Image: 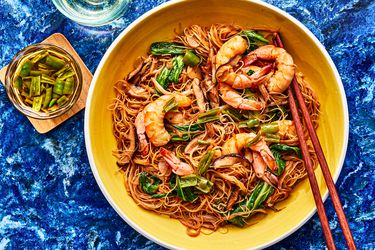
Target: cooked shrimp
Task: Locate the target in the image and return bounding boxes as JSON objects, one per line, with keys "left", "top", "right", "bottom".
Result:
{"left": 222, "top": 132, "right": 277, "bottom": 171}
{"left": 218, "top": 82, "right": 264, "bottom": 110}
{"left": 244, "top": 45, "right": 295, "bottom": 93}
{"left": 165, "top": 111, "right": 185, "bottom": 125}
{"left": 216, "top": 64, "right": 272, "bottom": 89}
{"left": 134, "top": 112, "right": 149, "bottom": 156}
{"left": 160, "top": 148, "right": 194, "bottom": 176}
{"left": 215, "top": 36, "right": 248, "bottom": 68}
{"left": 276, "top": 120, "right": 297, "bottom": 140}
{"left": 252, "top": 152, "right": 279, "bottom": 188}
{"left": 144, "top": 93, "right": 192, "bottom": 146}
{"left": 250, "top": 138, "right": 277, "bottom": 171}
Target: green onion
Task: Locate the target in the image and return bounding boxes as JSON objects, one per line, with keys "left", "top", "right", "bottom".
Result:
{"left": 198, "top": 140, "right": 211, "bottom": 145}
{"left": 260, "top": 123, "right": 279, "bottom": 134}
{"left": 241, "top": 30, "right": 269, "bottom": 43}
{"left": 198, "top": 150, "right": 215, "bottom": 175}
{"left": 183, "top": 50, "right": 200, "bottom": 66}
{"left": 222, "top": 107, "right": 243, "bottom": 122}
{"left": 163, "top": 97, "right": 178, "bottom": 112}
{"left": 238, "top": 119, "right": 260, "bottom": 128}
{"left": 245, "top": 132, "right": 261, "bottom": 148}
{"left": 171, "top": 123, "right": 205, "bottom": 132}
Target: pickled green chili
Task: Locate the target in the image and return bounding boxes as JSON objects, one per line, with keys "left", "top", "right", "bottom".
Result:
{"left": 13, "top": 49, "right": 77, "bottom": 113}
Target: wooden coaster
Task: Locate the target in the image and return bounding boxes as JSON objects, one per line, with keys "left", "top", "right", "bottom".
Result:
{"left": 0, "top": 33, "right": 93, "bottom": 134}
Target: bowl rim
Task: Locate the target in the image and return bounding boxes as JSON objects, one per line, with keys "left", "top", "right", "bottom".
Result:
{"left": 84, "top": 0, "right": 349, "bottom": 249}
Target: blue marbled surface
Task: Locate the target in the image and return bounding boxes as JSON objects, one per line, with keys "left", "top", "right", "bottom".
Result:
{"left": 0, "top": 0, "right": 374, "bottom": 249}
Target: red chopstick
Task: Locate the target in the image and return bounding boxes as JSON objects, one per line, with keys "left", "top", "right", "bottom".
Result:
{"left": 274, "top": 33, "right": 356, "bottom": 250}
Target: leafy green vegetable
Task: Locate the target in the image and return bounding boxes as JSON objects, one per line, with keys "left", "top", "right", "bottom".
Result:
{"left": 198, "top": 150, "right": 215, "bottom": 175}
{"left": 139, "top": 172, "right": 161, "bottom": 195}
{"left": 247, "top": 69, "right": 255, "bottom": 76}
{"left": 176, "top": 176, "right": 198, "bottom": 202}
{"left": 229, "top": 181, "right": 274, "bottom": 227}
{"left": 180, "top": 175, "right": 213, "bottom": 194}
{"left": 168, "top": 55, "right": 185, "bottom": 83}
{"left": 270, "top": 144, "right": 302, "bottom": 158}
{"left": 150, "top": 42, "right": 186, "bottom": 55}
{"left": 156, "top": 66, "right": 170, "bottom": 90}
{"left": 195, "top": 176, "right": 213, "bottom": 194}
{"left": 271, "top": 149, "right": 286, "bottom": 176}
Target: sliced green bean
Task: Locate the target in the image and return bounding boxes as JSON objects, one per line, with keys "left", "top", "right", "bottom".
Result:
{"left": 63, "top": 77, "right": 74, "bottom": 95}
{"left": 45, "top": 55, "right": 66, "bottom": 70}
{"left": 32, "top": 94, "right": 44, "bottom": 112}
{"left": 56, "top": 95, "right": 68, "bottom": 106}
{"left": 14, "top": 77, "right": 22, "bottom": 89}
{"left": 53, "top": 79, "right": 64, "bottom": 95}
{"left": 48, "top": 98, "right": 57, "bottom": 108}
{"left": 19, "top": 60, "right": 33, "bottom": 77}
{"left": 42, "top": 87, "right": 53, "bottom": 109}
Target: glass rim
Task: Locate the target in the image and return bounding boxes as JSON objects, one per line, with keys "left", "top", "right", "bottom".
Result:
{"left": 51, "top": 0, "right": 131, "bottom": 27}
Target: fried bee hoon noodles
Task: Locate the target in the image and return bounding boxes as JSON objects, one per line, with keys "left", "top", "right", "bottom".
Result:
{"left": 109, "top": 24, "right": 320, "bottom": 236}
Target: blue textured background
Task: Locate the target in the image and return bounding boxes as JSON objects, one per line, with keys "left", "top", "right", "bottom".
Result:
{"left": 0, "top": 0, "right": 374, "bottom": 249}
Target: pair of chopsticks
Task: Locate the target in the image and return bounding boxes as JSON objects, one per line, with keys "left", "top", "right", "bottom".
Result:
{"left": 273, "top": 33, "right": 356, "bottom": 250}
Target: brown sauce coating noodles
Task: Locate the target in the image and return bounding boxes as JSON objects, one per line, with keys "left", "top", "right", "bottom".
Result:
{"left": 109, "top": 24, "right": 320, "bottom": 235}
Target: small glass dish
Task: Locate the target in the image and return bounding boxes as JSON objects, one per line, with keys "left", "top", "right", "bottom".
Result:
{"left": 51, "top": 0, "right": 131, "bottom": 26}
{"left": 5, "top": 44, "right": 83, "bottom": 120}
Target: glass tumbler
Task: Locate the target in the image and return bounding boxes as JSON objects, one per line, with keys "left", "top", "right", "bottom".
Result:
{"left": 51, "top": 0, "right": 131, "bottom": 26}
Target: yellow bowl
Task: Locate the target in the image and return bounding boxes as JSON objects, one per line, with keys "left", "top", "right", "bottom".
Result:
{"left": 85, "top": 0, "right": 349, "bottom": 249}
